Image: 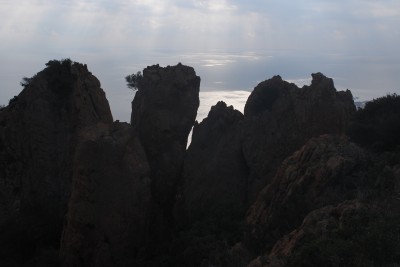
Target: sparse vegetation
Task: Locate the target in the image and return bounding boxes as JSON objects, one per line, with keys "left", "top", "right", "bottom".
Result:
{"left": 45, "top": 58, "right": 73, "bottom": 68}
{"left": 125, "top": 71, "right": 143, "bottom": 91}
{"left": 20, "top": 76, "right": 33, "bottom": 87}
{"left": 8, "top": 96, "right": 18, "bottom": 105}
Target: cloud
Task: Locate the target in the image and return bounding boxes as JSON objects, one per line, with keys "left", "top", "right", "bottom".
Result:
{"left": 0, "top": 0, "right": 399, "bottom": 121}
{"left": 197, "top": 90, "right": 250, "bottom": 122}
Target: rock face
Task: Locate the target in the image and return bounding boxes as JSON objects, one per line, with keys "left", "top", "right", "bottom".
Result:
{"left": 245, "top": 135, "right": 368, "bottom": 254}
{"left": 185, "top": 74, "right": 355, "bottom": 216}
{"left": 242, "top": 73, "right": 356, "bottom": 200}
{"left": 247, "top": 200, "right": 379, "bottom": 267}
{"left": 2, "top": 60, "right": 399, "bottom": 267}
{"left": 0, "top": 59, "right": 113, "bottom": 265}
{"left": 180, "top": 74, "right": 356, "bottom": 261}
{"left": 183, "top": 101, "right": 248, "bottom": 221}
{"left": 60, "top": 122, "right": 151, "bottom": 267}
{"left": 131, "top": 63, "right": 200, "bottom": 213}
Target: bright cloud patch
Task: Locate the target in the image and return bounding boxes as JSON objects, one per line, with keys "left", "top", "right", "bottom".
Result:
{"left": 1, "top": 0, "right": 400, "bottom": 119}
{"left": 197, "top": 90, "right": 251, "bottom": 122}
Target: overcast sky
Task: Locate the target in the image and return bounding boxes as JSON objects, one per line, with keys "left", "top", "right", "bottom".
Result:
{"left": 1, "top": 0, "right": 400, "bottom": 122}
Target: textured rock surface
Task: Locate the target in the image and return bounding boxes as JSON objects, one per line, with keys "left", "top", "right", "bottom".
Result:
{"left": 0, "top": 60, "right": 113, "bottom": 265}
{"left": 131, "top": 63, "right": 200, "bottom": 211}
{"left": 60, "top": 122, "right": 151, "bottom": 267}
{"left": 245, "top": 135, "right": 368, "bottom": 254}
{"left": 242, "top": 73, "right": 356, "bottom": 201}
{"left": 247, "top": 200, "right": 378, "bottom": 267}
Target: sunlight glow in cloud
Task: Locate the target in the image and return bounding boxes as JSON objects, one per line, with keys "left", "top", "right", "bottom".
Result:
{"left": 1, "top": 0, "right": 399, "bottom": 121}
{"left": 198, "top": 90, "right": 250, "bottom": 122}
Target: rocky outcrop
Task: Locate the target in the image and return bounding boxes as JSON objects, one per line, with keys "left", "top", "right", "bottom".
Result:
{"left": 184, "top": 74, "right": 355, "bottom": 222}
{"left": 131, "top": 63, "right": 200, "bottom": 213}
{"left": 247, "top": 200, "right": 380, "bottom": 267}
{"left": 60, "top": 122, "right": 151, "bottom": 267}
{"left": 245, "top": 135, "right": 369, "bottom": 255}
{"left": 242, "top": 73, "right": 356, "bottom": 201}
{"left": 2, "top": 60, "right": 399, "bottom": 267}
{"left": 179, "top": 74, "right": 356, "bottom": 267}
{"left": 0, "top": 59, "right": 113, "bottom": 265}
{"left": 183, "top": 101, "right": 247, "bottom": 221}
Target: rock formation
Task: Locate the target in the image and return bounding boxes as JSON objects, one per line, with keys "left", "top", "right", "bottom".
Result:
{"left": 131, "top": 63, "right": 200, "bottom": 208}
{"left": 247, "top": 171, "right": 400, "bottom": 267}
{"left": 60, "top": 122, "right": 151, "bottom": 267}
{"left": 0, "top": 59, "right": 112, "bottom": 265}
{"left": 131, "top": 63, "right": 200, "bottom": 246}
{"left": 1, "top": 60, "right": 399, "bottom": 267}
{"left": 242, "top": 73, "right": 355, "bottom": 200}
{"left": 245, "top": 135, "right": 369, "bottom": 254}
{"left": 247, "top": 200, "right": 380, "bottom": 267}
{"left": 179, "top": 74, "right": 356, "bottom": 266}
{"left": 183, "top": 101, "right": 248, "bottom": 221}
{"left": 184, "top": 74, "right": 355, "bottom": 219}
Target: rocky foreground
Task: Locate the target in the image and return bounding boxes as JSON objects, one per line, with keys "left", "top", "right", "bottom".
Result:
{"left": 0, "top": 59, "right": 399, "bottom": 267}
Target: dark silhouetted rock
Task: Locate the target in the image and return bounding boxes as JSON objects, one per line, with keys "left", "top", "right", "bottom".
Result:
{"left": 174, "top": 101, "right": 247, "bottom": 267}
{"left": 247, "top": 200, "right": 377, "bottom": 267}
{"left": 242, "top": 73, "right": 356, "bottom": 201}
{"left": 179, "top": 74, "right": 356, "bottom": 267}
{"left": 348, "top": 93, "right": 400, "bottom": 152}
{"left": 129, "top": 63, "right": 200, "bottom": 264}
{"left": 183, "top": 101, "right": 247, "bottom": 221}
{"left": 245, "top": 135, "right": 368, "bottom": 255}
{"left": 131, "top": 63, "right": 200, "bottom": 213}
{"left": 60, "top": 122, "right": 151, "bottom": 267}
{"left": 0, "top": 60, "right": 113, "bottom": 265}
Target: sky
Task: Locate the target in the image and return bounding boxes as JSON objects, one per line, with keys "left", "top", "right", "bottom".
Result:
{"left": 1, "top": 0, "right": 400, "bottom": 122}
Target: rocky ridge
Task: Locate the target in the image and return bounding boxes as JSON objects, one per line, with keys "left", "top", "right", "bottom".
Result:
{"left": 178, "top": 73, "right": 356, "bottom": 266}
{"left": 1, "top": 60, "right": 399, "bottom": 267}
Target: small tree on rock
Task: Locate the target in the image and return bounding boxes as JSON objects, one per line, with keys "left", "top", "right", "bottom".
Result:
{"left": 125, "top": 71, "right": 143, "bottom": 91}
{"left": 20, "top": 77, "right": 33, "bottom": 87}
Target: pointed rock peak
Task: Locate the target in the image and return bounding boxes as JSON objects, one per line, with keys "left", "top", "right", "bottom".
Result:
{"left": 211, "top": 101, "right": 236, "bottom": 113}
{"left": 271, "top": 75, "right": 283, "bottom": 81}
{"left": 215, "top": 100, "right": 228, "bottom": 108}
{"left": 207, "top": 101, "right": 243, "bottom": 122}
{"left": 311, "top": 72, "right": 334, "bottom": 88}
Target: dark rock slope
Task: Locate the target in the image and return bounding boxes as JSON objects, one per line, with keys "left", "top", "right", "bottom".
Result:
{"left": 244, "top": 94, "right": 400, "bottom": 267}
{"left": 60, "top": 122, "right": 151, "bottom": 267}
{"left": 0, "top": 59, "right": 112, "bottom": 265}
{"left": 245, "top": 135, "right": 369, "bottom": 254}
